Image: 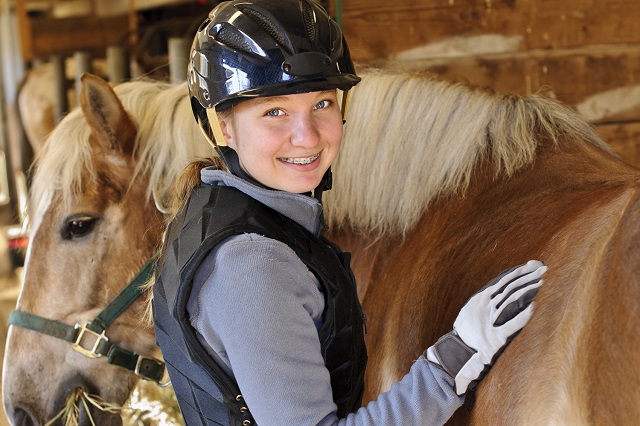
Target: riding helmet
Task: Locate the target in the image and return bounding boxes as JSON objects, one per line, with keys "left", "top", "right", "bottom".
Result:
{"left": 188, "top": 0, "right": 360, "bottom": 114}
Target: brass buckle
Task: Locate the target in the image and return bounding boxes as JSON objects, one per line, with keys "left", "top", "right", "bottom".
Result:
{"left": 72, "top": 322, "right": 108, "bottom": 358}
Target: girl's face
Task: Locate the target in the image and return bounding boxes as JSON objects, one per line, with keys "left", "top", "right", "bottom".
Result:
{"left": 218, "top": 90, "right": 343, "bottom": 194}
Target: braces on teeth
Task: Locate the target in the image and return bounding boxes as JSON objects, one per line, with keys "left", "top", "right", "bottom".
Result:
{"left": 281, "top": 153, "right": 320, "bottom": 165}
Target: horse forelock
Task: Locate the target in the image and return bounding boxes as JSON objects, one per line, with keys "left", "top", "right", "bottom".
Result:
{"left": 30, "top": 108, "right": 93, "bottom": 221}
{"left": 324, "top": 68, "right": 610, "bottom": 237}
{"left": 29, "top": 79, "right": 213, "bottom": 222}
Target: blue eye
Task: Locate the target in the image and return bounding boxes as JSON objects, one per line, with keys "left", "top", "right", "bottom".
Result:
{"left": 266, "top": 109, "right": 284, "bottom": 117}
{"left": 315, "top": 100, "right": 331, "bottom": 109}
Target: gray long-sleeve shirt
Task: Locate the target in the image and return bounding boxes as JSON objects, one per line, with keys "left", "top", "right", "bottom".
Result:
{"left": 186, "top": 168, "right": 464, "bottom": 425}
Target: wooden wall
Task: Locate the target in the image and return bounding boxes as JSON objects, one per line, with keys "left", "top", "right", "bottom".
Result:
{"left": 339, "top": 0, "right": 640, "bottom": 167}
{"left": 15, "top": 0, "right": 209, "bottom": 63}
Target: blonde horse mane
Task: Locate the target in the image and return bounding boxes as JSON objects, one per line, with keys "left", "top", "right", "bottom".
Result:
{"left": 324, "top": 68, "right": 612, "bottom": 236}
{"left": 30, "top": 70, "right": 611, "bottom": 240}
{"left": 29, "top": 79, "right": 213, "bottom": 220}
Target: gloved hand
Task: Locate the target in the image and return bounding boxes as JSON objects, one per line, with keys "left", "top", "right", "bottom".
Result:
{"left": 426, "top": 260, "right": 547, "bottom": 396}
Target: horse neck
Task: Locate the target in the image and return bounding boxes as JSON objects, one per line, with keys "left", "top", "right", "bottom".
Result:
{"left": 330, "top": 135, "right": 640, "bottom": 412}
{"left": 464, "top": 139, "right": 640, "bottom": 424}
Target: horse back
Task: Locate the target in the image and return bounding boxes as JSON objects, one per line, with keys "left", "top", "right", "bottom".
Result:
{"left": 330, "top": 138, "right": 640, "bottom": 424}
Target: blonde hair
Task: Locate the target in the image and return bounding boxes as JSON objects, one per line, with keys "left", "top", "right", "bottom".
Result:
{"left": 323, "top": 69, "right": 609, "bottom": 236}
{"left": 169, "top": 157, "right": 225, "bottom": 219}
{"left": 167, "top": 107, "right": 232, "bottom": 217}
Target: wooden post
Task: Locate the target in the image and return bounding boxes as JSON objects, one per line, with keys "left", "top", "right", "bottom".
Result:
{"left": 51, "top": 55, "right": 68, "bottom": 123}
{"left": 14, "top": 0, "right": 32, "bottom": 62}
{"left": 0, "top": 42, "right": 10, "bottom": 207}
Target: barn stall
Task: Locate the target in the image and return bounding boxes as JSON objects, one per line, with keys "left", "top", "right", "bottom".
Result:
{"left": 0, "top": 0, "right": 638, "bottom": 424}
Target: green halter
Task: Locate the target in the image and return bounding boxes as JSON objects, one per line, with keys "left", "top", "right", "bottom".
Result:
{"left": 8, "top": 259, "right": 166, "bottom": 383}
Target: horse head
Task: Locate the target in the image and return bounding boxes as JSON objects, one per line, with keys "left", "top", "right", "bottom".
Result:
{"left": 3, "top": 74, "right": 166, "bottom": 425}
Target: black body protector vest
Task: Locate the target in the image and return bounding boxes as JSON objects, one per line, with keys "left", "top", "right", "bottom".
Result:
{"left": 153, "top": 184, "right": 367, "bottom": 425}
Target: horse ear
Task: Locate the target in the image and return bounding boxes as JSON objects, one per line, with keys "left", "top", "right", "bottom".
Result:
{"left": 79, "top": 73, "right": 136, "bottom": 156}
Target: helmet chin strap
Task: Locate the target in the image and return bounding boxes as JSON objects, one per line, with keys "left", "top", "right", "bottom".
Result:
{"left": 315, "top": 89, "right": 347, "bottom": 203}
{"left": 313, "top": 167, "right": 332, "bottom": 204}
{"left": 340, "top": 89, "right": 352, "bottom": 124}
{"left": 217, "top": 146, "right": 267, "bottom": 189}
{"left": 193, "top": 104, "right": 227, "bottom": 161}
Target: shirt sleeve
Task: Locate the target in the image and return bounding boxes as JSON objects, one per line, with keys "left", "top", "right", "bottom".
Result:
{"left": 188, "top": 233, "right": 464, "bottom": 426}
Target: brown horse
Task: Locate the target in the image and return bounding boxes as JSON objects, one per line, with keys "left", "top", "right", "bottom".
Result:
{"left": 4, "top": 69, "right": 639, "bottom": 425}
{"left": 3, "top": 74, "right": 212, "bottom": 425}
{"left": 324, "top": 70, "right": 640, "bottom": 424}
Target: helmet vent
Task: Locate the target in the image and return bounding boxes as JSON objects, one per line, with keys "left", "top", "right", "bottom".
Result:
{"left": 215, "top": 24, "right": 254, "bottom": 55}
{"left": 237, "top": 6, "right": 293, "bottom": 54}
{"left": 329, "top": 21, "right": 339, "bottom": 52}
{"left": 198, "top": 18, "right": 211, "bottom": 32}
{"left": 301, "top": 1, "right": 317, "bottom": 44}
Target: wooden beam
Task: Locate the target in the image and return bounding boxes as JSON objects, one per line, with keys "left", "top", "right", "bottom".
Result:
{"left": 343, "top": 0, "right": 640, "bottom": 61}
{"left": 27, "top": 15, "right": 129, "bottom": 60}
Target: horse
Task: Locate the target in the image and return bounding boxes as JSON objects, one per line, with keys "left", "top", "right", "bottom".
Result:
{"left": 17, "top": 62, "right": 59, "bottom": 155}
{"left": 4, "top": 68, "right": 640, "bottom": 425}
{"left": 3, "top": 74, "right": 213, "bottom": 425}
{"left": 323, "top": 70, "right": 640, "bottom": 424}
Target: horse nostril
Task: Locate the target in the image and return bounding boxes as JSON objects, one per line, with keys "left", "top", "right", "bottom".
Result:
{"left": 11, "top": 406, "right": 39, "bottom": 426}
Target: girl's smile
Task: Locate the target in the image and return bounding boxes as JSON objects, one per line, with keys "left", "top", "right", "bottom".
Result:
{"left": 278, "top": 152, "right": 321, "bottom": 165}
{"left": 213, "top": 90, "right": 343, "bottom": 194}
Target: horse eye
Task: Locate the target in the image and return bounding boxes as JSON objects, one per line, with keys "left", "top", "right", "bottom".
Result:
{"left": 62, "top": 215, "right": 97, "bottom": 240}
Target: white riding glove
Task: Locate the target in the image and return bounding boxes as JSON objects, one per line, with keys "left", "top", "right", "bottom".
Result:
{"left": 426, "top": 260, "right": 547, "bottom": 396}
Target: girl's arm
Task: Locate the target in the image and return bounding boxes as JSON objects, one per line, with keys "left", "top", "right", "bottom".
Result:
{"left": 189, "top": 234, "right": 463, "bottom": 426}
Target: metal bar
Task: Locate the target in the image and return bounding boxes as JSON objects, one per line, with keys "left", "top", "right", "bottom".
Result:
{"left": 107, "top": 45, "right": 129, "bottom": 84}
{"left": 168, "top": 37, "right": 189, "bottom": 84}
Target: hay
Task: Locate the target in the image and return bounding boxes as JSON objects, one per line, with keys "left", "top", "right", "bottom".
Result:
{"left": 123, "top": 381, "right": 183, "bottom": 425}
{"left": 44, "top": 388, "right": 120, "bottom": 426}
{"left": 44, "top": 382, "right": 183, "bottom": 426}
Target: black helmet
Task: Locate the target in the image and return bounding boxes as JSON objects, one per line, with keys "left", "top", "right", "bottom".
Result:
{"left": 188, "top": 0, "right": 360, "bottom": 113}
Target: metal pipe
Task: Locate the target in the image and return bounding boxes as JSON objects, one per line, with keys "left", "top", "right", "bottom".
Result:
{"left": 106, "top": 45, "right": 129, "bottom": 84}
{"left": 74, "top": 51, "right": 92, "bottom": 105}
{"left": 168, "top": 37, "right": 189, "bottom": 84}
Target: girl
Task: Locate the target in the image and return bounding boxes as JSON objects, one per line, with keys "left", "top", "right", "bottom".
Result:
{"left": 152, "top": 1, "right": 546, "bottom": 425}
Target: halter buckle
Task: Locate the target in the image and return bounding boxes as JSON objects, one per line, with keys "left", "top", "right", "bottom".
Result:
{"left": 72, "top": 322, "right": 108, "bottom": 358}
{"left": 134, "top": 355, "right": 165, "bottom": 381}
